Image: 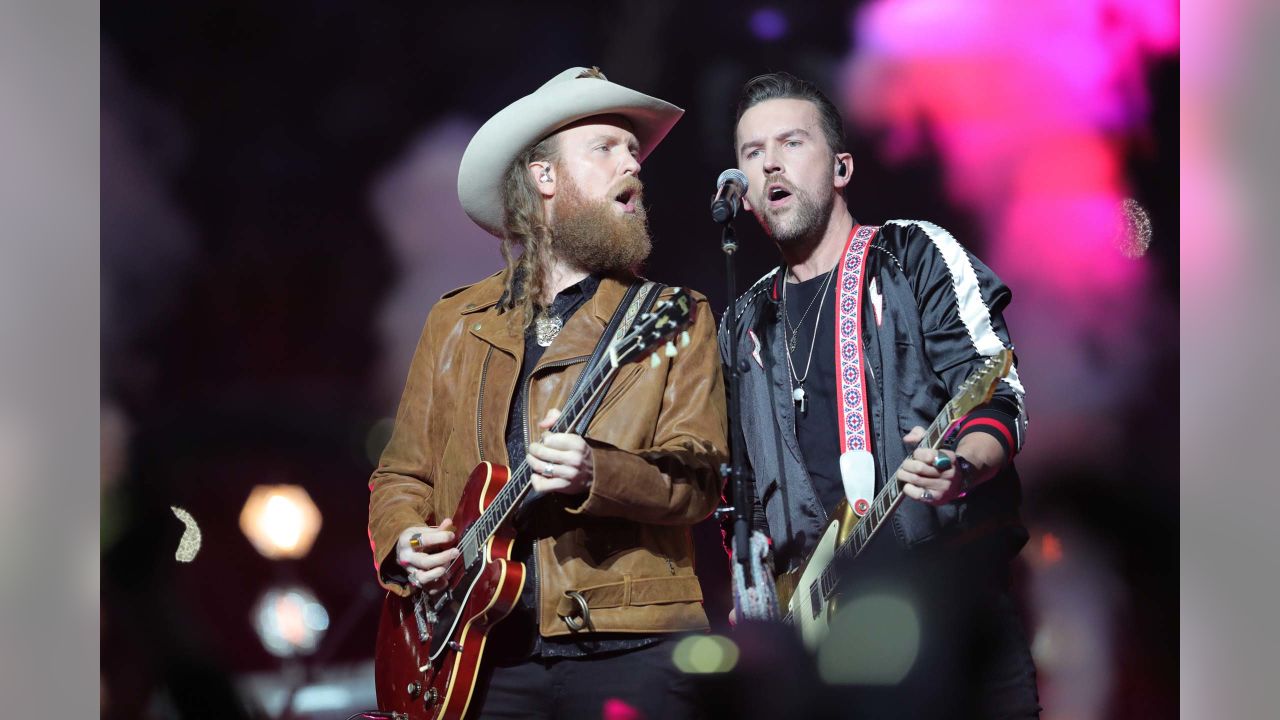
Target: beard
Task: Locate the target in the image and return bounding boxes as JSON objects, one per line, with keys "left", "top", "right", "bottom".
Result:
{"left": 755, "top": 178, "right": 834, "bottom": 248}
{"left": 550, "top": 175, "right": 652, "bottom": 275}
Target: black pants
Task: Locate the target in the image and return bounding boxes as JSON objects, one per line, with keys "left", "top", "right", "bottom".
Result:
{"left": 473, "top": 640, "right": 701, "bottom": 720}
{"left": 838, "top": 585, "right": 1040, "bottom": 720}
{"left": 828, "top": 538, "right": 1042, "bottom": 720}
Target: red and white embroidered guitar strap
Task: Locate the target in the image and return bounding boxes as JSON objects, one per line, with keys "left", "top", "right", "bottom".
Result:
{"left": 834, "top": 224, "right": 880, "bottom": 517}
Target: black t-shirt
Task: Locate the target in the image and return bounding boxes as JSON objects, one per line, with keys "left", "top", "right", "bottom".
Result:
{"left": 781, "top": 269, "right": 846, "bottom": 517}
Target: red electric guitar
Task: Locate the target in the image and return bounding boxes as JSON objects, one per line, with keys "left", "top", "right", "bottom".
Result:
{"left": 373, "top": 288, "right": 697, "bottom": 720}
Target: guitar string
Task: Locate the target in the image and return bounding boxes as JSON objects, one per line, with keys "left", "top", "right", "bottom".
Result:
{"left": 773, "top": 356, "right": 1003, "bottom": 620}
{"left": 445, "top": 313, "right": 674, "bottom": 578}
{"left": 782, "top": 395, "right": 964, "bottom": 621}
{"left": 463, "top": 298, "right": 696, "bottom": 551}
{"left": 453, "top": 365, "right": 605, "bottom": 566}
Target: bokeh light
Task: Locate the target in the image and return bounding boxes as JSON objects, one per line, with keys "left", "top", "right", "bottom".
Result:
{"left": 844, "top": 0, "right": 1178, "bottom": 471}
{"left": 672, "top": 634, "right": 741, "bottom": 674}
{"left": 1115, "top": 198, "right": 1154, "bottom": 258}
{"left": 749, "top": 8, "right": 789, "bottom": 42}
{"left": 239, "top": 484, "right": 322, "bottom": 560}
{"left": 602, "top": 697, "right": 644, "bottom": 720}
{"left": 251, "top": 585, "right": 331, "bottom": 658}
{"left": 818, "top": 594, "right": 920, "bottom": 685}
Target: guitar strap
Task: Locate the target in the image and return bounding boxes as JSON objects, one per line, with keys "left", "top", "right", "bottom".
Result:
{"left": 568, "top": 280, "right": 665, "bottom": 435}
{"left": 518, "top": 280, "right": 664, "bottom": 514}
{"left": 834, "top": 225, "right": 879, "bottom": 517}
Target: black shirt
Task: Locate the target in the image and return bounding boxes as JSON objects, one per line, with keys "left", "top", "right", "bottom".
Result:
{"left": 781, "top": 269, "right": 846, "bottom": 517}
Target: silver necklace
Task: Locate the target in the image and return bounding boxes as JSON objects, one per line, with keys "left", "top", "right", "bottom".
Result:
{"left": 782, "top": 268, "right": 835, "bottom": 352}
{"left": 534, "top": 312, "right": 563, "bottom": 347}
{"left": 781, "top": 267, "right": 836, "bottom": 413}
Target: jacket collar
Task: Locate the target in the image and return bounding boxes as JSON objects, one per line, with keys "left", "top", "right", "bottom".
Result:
{"left": 533, "top": 274, "right": 632, "bottom": 369}
{"left": 766, "top": 218, "right": 863, "bottom": 305}
{"left": 465, "top": 269, "right": 638, "bottom": 368}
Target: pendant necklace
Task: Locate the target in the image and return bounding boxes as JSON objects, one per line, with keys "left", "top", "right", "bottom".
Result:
{"left": 782, "top": 267, "right": 833, "bottom": 352}
{"left": 534, "top": 312, "right": 563, "bottom": 347}
{"left": 781, "top": 267, "right": 836, "bottom": 414}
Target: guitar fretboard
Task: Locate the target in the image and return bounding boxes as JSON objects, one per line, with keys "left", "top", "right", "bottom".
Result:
{"left": 782, "top": 350, "right": 1008, "bottom": 625}
{"left": 805, "top": 400, "right": 957, "bottom": 612}
{"left": 456, "top": 359, "right": 619, "bottom": 565}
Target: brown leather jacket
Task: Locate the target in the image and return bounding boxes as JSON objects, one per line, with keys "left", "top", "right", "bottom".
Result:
{"left": 368, "top": 271, "right": 728, "bottom": 637}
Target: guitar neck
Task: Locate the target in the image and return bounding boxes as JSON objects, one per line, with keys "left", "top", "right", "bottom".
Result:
{"left": 462, "top": 358, "right": 619, "bottom": 551}
{"left": 826, "top": 399, "right": 958, "bottom": 570}
{"left": 798, "top": 350, "right": 1009, "bottom": 614}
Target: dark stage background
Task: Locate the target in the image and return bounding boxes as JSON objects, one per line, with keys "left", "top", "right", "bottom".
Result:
{"left": 100, "top": 2, "right": 1179, "bottom": 718}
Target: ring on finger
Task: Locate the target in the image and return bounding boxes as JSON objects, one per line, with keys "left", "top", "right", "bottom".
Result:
{"left": 920, "top": 488, "right": 933, "bottom": 501}
{"left": 545, "top": 462, "right": 558, "bottom": 476}
{"left": 931, "top": 454, "right": 953, "bottom": 472}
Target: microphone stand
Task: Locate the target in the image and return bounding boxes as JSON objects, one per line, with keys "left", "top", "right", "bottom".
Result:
{"left": 717, "top": 221, "right": 754, "bottom": 588}
{"left": 716, "top": 210, "right": 779, "bottom": 623}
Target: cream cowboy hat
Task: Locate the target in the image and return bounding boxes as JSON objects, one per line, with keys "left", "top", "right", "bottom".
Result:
{"left": 457, "top": 67, "right": 684, "bottom": 238}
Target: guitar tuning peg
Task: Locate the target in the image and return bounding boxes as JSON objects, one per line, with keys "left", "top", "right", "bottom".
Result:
{"left": 680, "top": 330, "right": 690, "bottom": 348}
{"left": 650, "top": 352, "right": 661, "bottom": 368}
{"left": 664, "top": 341, "right": 677, "bottom": 358}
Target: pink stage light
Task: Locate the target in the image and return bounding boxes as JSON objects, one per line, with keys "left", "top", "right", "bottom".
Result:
{"left": 846, "top": 0, "right": 1176, "bottom": 294}
{"left": 603, "top": 698, "right": 645, "bottom": 720}
{"left": 843, "top": 0, "right": 1178, "bottom": 469}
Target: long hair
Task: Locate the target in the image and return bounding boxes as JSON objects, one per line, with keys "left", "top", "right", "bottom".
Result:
{"left": 498, "top": 135, "right": 559, "bottom": 327}
{"left": 498, "top": 67, "right": 608, "bottom": 326}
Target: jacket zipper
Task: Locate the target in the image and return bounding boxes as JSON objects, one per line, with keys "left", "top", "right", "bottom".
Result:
{"left": 521, "top": 355, "right": 591, "bottom": 451}
{"left": 522, "top": 354, "right": 590, "bottom": 634}
{"left": 476, "top": 346, "right": 493, "bottom": 461}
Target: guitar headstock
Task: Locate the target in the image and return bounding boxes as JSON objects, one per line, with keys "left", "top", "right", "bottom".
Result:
{"left": 610, "top": 287, "right": 697, "bottom": 369}
{"left": 948, "top": 349, "right": 1014, "bottom": 417}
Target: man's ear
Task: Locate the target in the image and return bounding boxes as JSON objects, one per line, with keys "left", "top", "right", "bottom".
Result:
{"left": 529, "top": 161, "right": 556, "bottom": 199}
{"left": 834, "top": 153, "right": 853, "bottom": 189}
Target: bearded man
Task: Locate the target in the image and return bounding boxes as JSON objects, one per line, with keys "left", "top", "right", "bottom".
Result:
{"left": 368, "top": 67, "right": 727, "bottom": 719}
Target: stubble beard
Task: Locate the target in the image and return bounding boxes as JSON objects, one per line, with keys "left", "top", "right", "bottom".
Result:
{"left": 757, "top": 181, "right": 835, "bottom": 254}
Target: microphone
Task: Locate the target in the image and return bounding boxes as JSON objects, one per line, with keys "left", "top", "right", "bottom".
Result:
{"left": 711, "top": 168, "right": 748, "bottom": 224}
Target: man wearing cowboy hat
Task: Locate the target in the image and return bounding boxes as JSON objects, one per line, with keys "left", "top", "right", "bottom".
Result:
{"left": 368, "top": 67, "right": 726, "bottom": 718}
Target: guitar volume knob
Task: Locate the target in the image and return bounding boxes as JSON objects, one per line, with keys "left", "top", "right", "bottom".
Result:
{"left": 425, "top": 686, "right": 439, "bottom": 707}
{"left": 406, "top": 681, "right": 420, "bottom": 698}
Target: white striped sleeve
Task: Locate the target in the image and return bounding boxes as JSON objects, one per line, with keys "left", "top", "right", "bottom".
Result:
{"left": 886, "top": 219, "right": 1027, "bottom": 446}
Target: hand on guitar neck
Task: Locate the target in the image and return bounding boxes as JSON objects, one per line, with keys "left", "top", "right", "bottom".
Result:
{"left": 526, "top": 408, "right": 595, "bottom": 496}
{"left": 396, "top": 520, "right": 459, "bottom": 596}
{"left": 895, "top": 425, "right": 1006, "bottom": 506}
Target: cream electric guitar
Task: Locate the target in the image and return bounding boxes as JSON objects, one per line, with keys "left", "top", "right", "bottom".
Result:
{"left": 774, "top": 350, "right": 1013, "bottom": 649}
